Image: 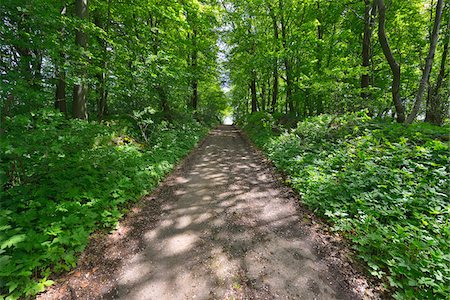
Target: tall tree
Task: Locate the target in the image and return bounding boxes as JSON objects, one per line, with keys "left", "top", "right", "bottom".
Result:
{"left": 375, "top": 0, "right": 405, "bottom": 123}
{"left": 279, "top": 0, "right": 293, "bottom": 113}
{"left": 406, "top": 0, "right": 444, "bottom": 124}
{"left": 54, "top": 4, "right": 67, "bottom": 114}
{"left": 361, "top": 0, "right": 376, "bottom": 99}
{"left": 426, "top": 6, "right": 449, "bottom": 125}
{"left": 94, "top": 0, "right": 110, "bottom": 122}
{"left": 190, "top": 28, "right": 199, "bottom": 110}
{"left": 268, "top": 2, "right": 279, "bottom": 113}
{"left": 72, "top": 0, "right": 89, "bottom": 119}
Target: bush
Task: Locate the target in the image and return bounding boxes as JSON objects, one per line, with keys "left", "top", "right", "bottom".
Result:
{"left": 0, "top": 109, "right": 209, "bottom": 299}
{"left": 243, "top": 112, "right": 450, "bottom": 299}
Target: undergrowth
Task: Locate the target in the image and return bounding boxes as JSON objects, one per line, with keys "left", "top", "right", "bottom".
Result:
{"left": 242, "top": 111, "right": 449, "bottom": 299}
{"left": 0, "top": 109, "right": 210, "bottom": 299}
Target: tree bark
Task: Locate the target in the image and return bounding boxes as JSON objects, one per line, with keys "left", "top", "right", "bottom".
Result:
{"left": 73, "top": 0, "right": 89, "bottom": 119}
{"left": 55, "top": 57, "right": 66, "bottom": 114}
{"left": 375, "top": 0, "right": 405, "bottom": 123}
{"left": 149, "top": 16, "right": 169, "bottom": 113}
{"left": 250, "top": 72, "right": 258, "bottom": 113}
{"left": 269, "top": 5, "right": 279, "bottom": 113}
{"left": 279, "top": 0, "right": 293, "bottom": 113}
{"left": 361, "top": 0, "right": 377, "bottom": 99}
{"left": 426, "top": 9, "right": 449, "bottom": 125}
{"left": 190, "top": 29, "right": 199, "bottom": 110}
{"left": 261, "top": 82, "right": 266, "bottom": 112}
{"left": 94, "top": 9, "right": 108, "bottom": 122}
{"left": 191, "top": 78, "right": 199, "bottom": 110}
{"left": 55, "top": 5, "right": 67, "bottom": 114}
{"left": 406, "top": 0, "right": 444, "bottom": 124}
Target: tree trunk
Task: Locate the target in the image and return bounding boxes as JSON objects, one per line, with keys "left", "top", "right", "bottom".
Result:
{"left": 190, "top": 29, "right": 199, "bottom": 110}
{"left": 94, "top": 12, "right": 107, "bottom": 122}
{"left": 54, "top": 5, "right": 67, "bottom": 114}
{"left": 279, "top": 0, "right": 293, "bottom": 113}
{"left": 269, "top": 6, "right": 279, "bottom": 113}
{"left": 96, "top": 0, "right": 110, "bottom": 122}
{"left": 191, "top": 78, "right": 199, "bottom": 110}
{"left": 55, "top": 59, "right": 66, "bottom": 114}
{"left": 361, "top": 0, "right": 377, "bottom": 99}
{"left": 426, "top": 10, "right": 449, "bottom": 125}
{"left": 149, "top": 16, "right": 169, "bottom": 113}
{"left": 315, "top": 1, "right": 324, "bottom": 114}
{"left": 375, "top": 0, "right": 405, "bottom": 123}
{"left": 261, "top": 83, "right": 266, "bottom": 111}
{"left": 250, "top": 73, "right": 258, "bottom": 113}
{"left": 73, "top": 0, "right": 88, "bottom": 119}
{"left": 406, "top": 0, "right": 444, "bottom": 124}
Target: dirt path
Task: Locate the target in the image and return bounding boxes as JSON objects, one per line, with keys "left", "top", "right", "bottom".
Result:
{"left": 40, "top": 126, "right": 379, "bottom": 300}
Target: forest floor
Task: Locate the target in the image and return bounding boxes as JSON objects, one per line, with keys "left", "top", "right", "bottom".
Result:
{"left": 38, "top": 125, "right": 381, "bottom": 300}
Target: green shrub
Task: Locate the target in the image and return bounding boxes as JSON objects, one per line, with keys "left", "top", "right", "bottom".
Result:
{"left": 244, "top": 112, "right": 450, "bottom": 299}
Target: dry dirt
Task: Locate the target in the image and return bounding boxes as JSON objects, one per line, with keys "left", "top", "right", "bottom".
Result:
{"left": 38, "top": 125, "right": 382, "bottom": 300}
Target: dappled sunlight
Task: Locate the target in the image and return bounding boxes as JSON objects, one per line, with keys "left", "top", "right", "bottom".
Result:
{"left": 80, "top": 125, "right": 359, "bottom": 300}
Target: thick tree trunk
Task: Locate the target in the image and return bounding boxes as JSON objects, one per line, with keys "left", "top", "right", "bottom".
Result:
{"left": 406, "top": 0, "right": 444, "bottom": 124}
{"left": 73, "top": 0, "right": 88, "bottom": 119}
{"left": 375, "top": 0, "right": 405, "bottom": 123}
{"left": 361, "top": 0, "right": 377, "bottom": 99}
{"left": 426, "top": 11, "right": 449, "bottom": 125}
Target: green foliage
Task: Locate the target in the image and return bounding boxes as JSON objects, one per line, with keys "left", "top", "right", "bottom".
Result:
{"left": 226, "top": 0, "right": 449, "bottom": 124}
{"left": 0, "top": 109, "right": 209, "bottom": 299}
{"left": 244, "top": 112, "right": 450, "bottom": 299}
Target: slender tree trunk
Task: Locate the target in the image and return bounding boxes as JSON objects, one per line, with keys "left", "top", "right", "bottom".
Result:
{"left": 426, "top": 10, "right": 449, "bottom": 125}
{"left": 73, "top": 0, "right": 88, "bottom": 119}
{"left": 250, "top": 72, "right": 258, "bottom": 113}
{"left": 190, "top": 30, "right": 199, "bottom": 110}
{"left": 94, "top": 9, "right": 108, "bottom": 122}
{"left": 267, "top": 76, "right": 272, "bottom": 112}
{"left": 406, "top": 0, "right": 444, "bottom": 124}
{"left": 261, "top": 83, "right": 266, "bottom": 111}
{"left": 55, "top": 57, "right": 66, "bottom": 114}
{"left": 96, "top": 0, "right": 110, "bottom": 122}
{"left": 55, "top": 5, "right": 67, "bottom": 114}
{"left": 375, "top": 0, "right": 405, "bottom": 123}
{"left": 149, "top": 16, "right": 169, "bottom": 113}
{"left": 269, "top": 6, "right": 279, "bottom": 113}
{"left": 316, "top": 1, "right": 324, "bottom": 114}
{"left": 191, "top": 79, "right": 199, "bottom": 110}
{"left": 279, "top": 0, "right": 293, "bottom": 113}
{"left": 361, "top": 0, "right": 377, "bottom": 99}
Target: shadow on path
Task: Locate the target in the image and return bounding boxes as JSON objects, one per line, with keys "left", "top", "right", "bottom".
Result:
{"left": 40, "top": 126, "right": 373, "bottom": 300}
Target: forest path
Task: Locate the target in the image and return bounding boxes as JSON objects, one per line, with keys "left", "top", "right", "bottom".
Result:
{"left": 40, "top": 125, "right": 375, "bottom": 300}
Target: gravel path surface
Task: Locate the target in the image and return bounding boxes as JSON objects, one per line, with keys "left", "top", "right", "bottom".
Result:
{"left": 39, "top": 125, "right": 380, "bottom": 300}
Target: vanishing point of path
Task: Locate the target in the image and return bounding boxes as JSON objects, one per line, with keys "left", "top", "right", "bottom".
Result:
{"left": 40, "top": 126, "right": 378, "bottom": 300}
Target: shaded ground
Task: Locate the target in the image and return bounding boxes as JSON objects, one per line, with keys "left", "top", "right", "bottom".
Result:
{"left": 39, "top": 125, "right": 381, "bottom": 300}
